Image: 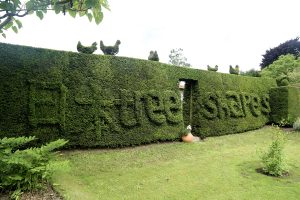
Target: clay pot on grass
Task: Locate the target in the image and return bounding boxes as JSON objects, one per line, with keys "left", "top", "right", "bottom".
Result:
{"left": 182, "top": 133, "right": 194, "bottom": 143}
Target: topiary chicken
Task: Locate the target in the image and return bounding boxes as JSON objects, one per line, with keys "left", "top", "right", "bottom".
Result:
{"left": 229, "top": 65, "right": 240, "bottom": 75}
{"left": 148, "top": 50, "right": 159, "bottom": 61}
{"left": 207, "top": 65, "right": 218, "bottom": 72}
{"left": 100, "top": 40, "right": 121, "bottom": 55}
{"left": 77, "top": 41, "right": 97, "bottom": 54}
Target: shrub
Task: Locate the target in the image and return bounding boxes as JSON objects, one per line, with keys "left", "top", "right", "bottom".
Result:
{"left": 0, "top": 136, "right": 68, "bottom": 199}
{"left": 261, "top": 126, "right": 288, "bottom": 177}
{"left": 293, "top": 118, "right": 300, "bottom": 131}
{"left": 288, "top": 66, "right": 300, "bottom": 85}
{"left": 261, "top": 54, "right": 300, "bottom": 81}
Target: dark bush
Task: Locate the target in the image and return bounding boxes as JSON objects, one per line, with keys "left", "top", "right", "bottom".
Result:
{"left": 260, "top": 37, "right": 300, "bottom": 69}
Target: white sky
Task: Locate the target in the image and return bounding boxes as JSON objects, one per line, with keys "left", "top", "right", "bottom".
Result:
{"left": 1, "top": 0, "right": 299, "bottom": 73}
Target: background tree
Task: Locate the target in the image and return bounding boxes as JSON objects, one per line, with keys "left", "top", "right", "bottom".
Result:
{"left": 261, "top": 54, "right": 300, "bottom": 86}
{"left": 260, "top": 37, "right": 300, "bottom": 69}
{"left": 0, "top": 0, "right": 109, "bottom": 37}
{"left": 240, "top": 68, "right": 261, "bottom": 77}
{"left": 169, "top": 48, "right": 191, "bottom": 67}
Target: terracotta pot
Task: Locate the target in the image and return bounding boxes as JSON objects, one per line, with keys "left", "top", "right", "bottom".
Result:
{"left": 182, "top": 133, "right": 193, "bottom": 143}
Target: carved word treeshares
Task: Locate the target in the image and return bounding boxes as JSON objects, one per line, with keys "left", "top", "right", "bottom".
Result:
{"left": 201, "top": 91, "right": 270, "bottom": 120}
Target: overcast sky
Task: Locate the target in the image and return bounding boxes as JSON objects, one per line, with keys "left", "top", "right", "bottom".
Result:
{"left": 1, "top": 0, "right": 299, "bottom": 73}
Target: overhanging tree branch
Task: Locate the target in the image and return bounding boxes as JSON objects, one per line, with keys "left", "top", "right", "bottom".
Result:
{"left": 0, "top": 0, "right": 109, "bottom": 34}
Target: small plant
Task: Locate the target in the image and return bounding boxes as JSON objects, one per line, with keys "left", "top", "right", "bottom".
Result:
{"left": 293, "top": 118, "right": 300, "bottom": 131}
{"left": 278, "top": 116, "right": 293, "bottom": 127}
{"left": 0, "top": 136, "right": 68, "bottom": 199}
{"left": 260, "top": 126, "right": 288, "bottom": 177}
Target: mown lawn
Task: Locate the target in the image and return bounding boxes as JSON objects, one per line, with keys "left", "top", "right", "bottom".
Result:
{"left": 53, "top": 127, "right": 300, "bottom": 200}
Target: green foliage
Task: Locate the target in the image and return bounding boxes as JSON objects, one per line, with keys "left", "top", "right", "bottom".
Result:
{"left": 0, "top": 136, "right": 68, "bottom": 199}
{"left": 261, "top": 126, "right": 288, "bottom": 176}
{"left": 269, "top": 86, "right": 300, "bottom": 125}
{"left": 288, "top": 66, "right": 300, "bottom": 85}
{"left": 278, "top": 116, "right": 293, "bottom": 127}
{"left": 260, "top": 37, "right": 300, "bottom": 69}
{"left": 0, "top": 0, "right": 109, "bottom": 36}
{"left": 276, "top": 74, "right": 290, "bottom": 86}
{"left": 240, "top": 68, "right": 261, "bottom": 77}
{"left": 293, "top": 118, "right": 300, "bottom": 131}
{"left": 261, "top": 54, "right": 300, "bottom": 86}
{"left": 0, "top": 43, "right": 276, "bottom": 147}
{"left": 168, "top": 48, "right": 191, "bottom": 67}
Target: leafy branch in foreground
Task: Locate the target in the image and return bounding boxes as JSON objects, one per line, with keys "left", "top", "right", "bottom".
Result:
{"left": 0, "top": 0, "right": 109, "bottom": 37}
{"left": 0, "top": 136, "right": 68, "bottom": 199}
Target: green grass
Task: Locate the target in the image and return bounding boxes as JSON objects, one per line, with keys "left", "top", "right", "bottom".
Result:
{"left": 53, "top": 127, "right": 300, "bottom": 200}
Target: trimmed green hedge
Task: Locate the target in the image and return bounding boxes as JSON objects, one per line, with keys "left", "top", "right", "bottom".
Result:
{"left": 269, "top": 86, "right": 300, "bottom": 125}
{"left": 0, "top": 43, "right": 277, "bottom": 147}
{"left": 167, "top": 69, "right": 276, "bottom": 138}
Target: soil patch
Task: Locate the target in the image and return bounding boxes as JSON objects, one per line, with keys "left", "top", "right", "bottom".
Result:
{"left": 256, "top": 167, "right": 289, "bottom": 177}
{"left": 0, "top": 184, "right": 62, "bottom": 200}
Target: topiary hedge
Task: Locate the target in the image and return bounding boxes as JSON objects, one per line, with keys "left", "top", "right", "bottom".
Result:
{"left": 167, "top": 68, "right": 276, "bottom": 138}
{"left": 0, "top": 43, "right": 277, "bottom": 147}
{"left": 269, "top": 86, "right": 300, "bottom": 125}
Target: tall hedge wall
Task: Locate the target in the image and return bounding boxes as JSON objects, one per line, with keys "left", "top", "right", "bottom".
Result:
{"left": 269, "top": 86, "right": 300, "bottom": 124}
{"left": 0, "top": 43, "right": 276, "bottom": 147}
{"left": 166, "top": 68, "right": 276, "bottom": 138}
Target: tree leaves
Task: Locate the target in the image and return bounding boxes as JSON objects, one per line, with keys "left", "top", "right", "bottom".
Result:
{"left": 85, "top": 0, "right": 97, "bottom": 8}
{"left": 0, "top": 29, "right": 6, "bottom": 38}
{"left": 0, "top": 0, "right": 110, "bottom": 36}
{"left": 260, "top": 37, "right": 300, "bottom": 69}
{"left": 3, "top": 21, "right": 13, "bottom": 30}
{"left": 15, "top": 20, "right": 22, "bottom": 29}
{"left": 53, "top": 4, "right": 62, "bottom": 14}
{"left": 169, "top": 48, "right": 191, "bottom": 67}
{"left": 36, "top": 11, "right": 44, "bottom": 20}
{"left": 92, "top": 7, "right": 103, "bottom": 25}
{"left": 100, "top": 0, "right": 110, "bottom": 10}
{"left": 68, "top": 10, "right": 77, "bottom": 18}
{"left": 95, "top": 11, "right": 103, "bottom": 24}
{"left": 12, "top": 26, "right": 18, "bottom": 33}
{"left": 79, "top": 11, "right": 86, "bottom": 17}
{"left": 87, "top": 13, "right": 93, "bottom": 22}
{"left": 25, "top": 1, "right": 34, "bottom": 11}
